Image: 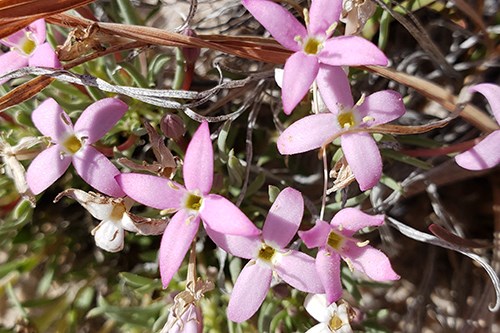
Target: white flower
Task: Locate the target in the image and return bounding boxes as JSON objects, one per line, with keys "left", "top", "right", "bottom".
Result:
{"left": 305, "top": 294, "right": 353, "bottom": 333}
{"left": 54, "top": 189, "right": 169, "bottom": 252}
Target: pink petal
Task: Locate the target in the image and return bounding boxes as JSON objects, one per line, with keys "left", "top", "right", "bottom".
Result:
{"left": 205, "top": 226, "right": 261, "bottom": 259}
{"left": 1, "top": 30, "right": 27, "bottom": 48}
{"left": 200, "top": 194, "right": 259, "bottom": 236}
{"left": 455, "top": 130, "right": 500, "bottom": 170}
{"left": 74, "top": 98, "right": 128, "bottom": 144}
{"left": 308, "top": 0, "right": 342, "bottom": 36}
{"left": 469, "top": 83, "right": 500, "bottom": 123}
{"left": 316, "top": 249, "right": 343, "bottom": 304}
{"left": 319, "top": 36, "right": 388, "bottom": 66}
{"left": 31, "top": 98, "right": 73, "bottom": 142}
{"left": 159, "top": 210, "right": 201, "bottom": 287}
{"left": 263, "top": 187, "right": 303, "bottom": 248}
{"left": 316, "top": 65, "right": 354, "bottom": 112}
{"left": 0, "top": 51, "right": 28, "bottom": 84}
{"left": 277, "top": 113, "right": 338, "bottom": 155}
{"left": 242, "top": 0, "right": 306, "bottom": 51}
{"left": 357, "top": 90, "right": 405, "bottom": 127}
{"left": 93, "top": 220, "right": 124, "bottom": 252}
{"left": 115, "top": 173, "right": 186, "bottom": 210}
{"left": 330, "top": 208, "right": 384, "bottom": 237}
{"left": 282, "top": 52, "right": 319, "bottom": 115}
{"left": 26, "top": 144, "right": 71, "bottom": 194}
{"left": 28, "top": 19, "right": 46, "bottom": 45}
{"left": 275, "top": 250, "right": 324, "bottom": 293}
{"left": 298, "top": 219, "right": 331, "bottom": 248}
{"left": 72, "top": 146, "right": 125, "bottom": 197}
{"left": 183, "top": 121, "right": 213, "bottom": 194}
{"left": 28, "top": 42, "right": 61, "bottom": 68}
{"left": 227, "top": 262, "right": 272, "bottom": 322}
{"left": 341, "top": 133, "right": 382, "bottom": 191}
{"left": 343, "top": 242, "right": 400, "bottom": 281}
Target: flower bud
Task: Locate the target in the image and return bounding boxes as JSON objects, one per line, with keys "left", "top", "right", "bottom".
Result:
{"left": 161, "top": 114, "right": 186, "bottom": 140}
{"left": 181, "top": 28, "right": 200, "bottom": 66}
{"left": 162, "top": 304, "right": 202, "bottom": 333}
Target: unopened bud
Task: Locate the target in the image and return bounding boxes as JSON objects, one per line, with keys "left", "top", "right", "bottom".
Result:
{"left": 181, "top": 28, "right": 201, "bottom": 66}
{"left": 161, "top": 114, "right": 186, "bottom": 140}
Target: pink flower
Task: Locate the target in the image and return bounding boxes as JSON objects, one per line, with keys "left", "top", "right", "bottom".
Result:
{"left": 299, "top": 208, "right": 399, "bottom": 304}
{"left": 115, "top": 121, "right": 260, "bottom": 288}
{"left": 242, "top": 0, "right": 387, "bottom": 114}
{"left": 26, "top": 98, "right": 127, "bottom": 197}
{"left": 455, "top": 83, "right": 500, "bottom": 170}
{"left": 304, "top": 294, "right": 353, "bottom": 333}
{"left": 0, "top": 19, "right": 61, "bottom": 84}
{"left": 277, "top": 67, "right": 405, "bottom": 190}
{"left": 206, "top": 187, "right": 324, "bottom": 322}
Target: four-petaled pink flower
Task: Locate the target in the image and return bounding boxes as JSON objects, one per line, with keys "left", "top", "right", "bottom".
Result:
{"left": 277, "top": 67, "right": 405, "bottom": 190}
{"left": 455, "top": 83, "right": 500, "bottom": 170}
{"left": 299, "top": 208, "right": 399, "bottom": 304}
{"left": 26, "top": 98, "right": 127, "bottom": 197}
{"left": 0, "top": 19, "right": 61, "bottom": 84}
{"left": 116, "top": 121, "right": 260, "bottom": 287}
{"left": 242, "top": 0, "right": 388, "bottom": 114}
{"left": 206, "top": 187, "right": 324, "bottom": 322}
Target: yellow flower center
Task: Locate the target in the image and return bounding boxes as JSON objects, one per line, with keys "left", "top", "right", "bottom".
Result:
{"left": 185, "top": 193, "right": 203, "bottom": 211}
{"left": 303, "top": 38, "right": 322, "bottom": 55}
{"left": 327, "top": 230, "right": 344, "bottom": 250}
{"left": 110, "top": 203, "right": 126, "bottom": 221}
{"left": 337, "top": 111, "right": 356, "bottom": 129}
{"left": 63, "top": 135, "right": 83, "bottom": 154}
{"left": 257, "top": 244, "right": 276, "bottom": 262}
{"left": 329, "top": 314, "right": 344, "bottom": 330}
{"left": 20, "top": 37, "right": 36, "bottom": 55}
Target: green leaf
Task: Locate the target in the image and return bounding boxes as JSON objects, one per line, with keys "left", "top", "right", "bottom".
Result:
{"left": 268, "top": 185, "right": 280, "bottom": 203}
{"left": 381, "top": 148, "right": 433, "bottom": 170}
{"left": 119, "top": 62, "right": 149, "bottom": 88}
{"left": 217, "top": 120, "right": 232, "bottom": 163}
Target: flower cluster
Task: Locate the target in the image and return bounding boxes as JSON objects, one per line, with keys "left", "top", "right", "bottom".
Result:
{"left": 1, "top": 2, "right": 498, "bottom": 332}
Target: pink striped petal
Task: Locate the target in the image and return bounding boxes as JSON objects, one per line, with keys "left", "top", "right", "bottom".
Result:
{"left": 298, "top": 219, "right": 331, "bottom": 248}
{"left": 26, "top": 145, "right": 71, "bottom": 194}
{"left": 341, "top": 133, "right": 381, "bottom": 191}
{"left": 31, "top": 98, "right": 73, "bottom": 142}
{"left": 200, "top": 194, "right": 259, "bottom": 236}
{"left": 316, "top": 249, "right": 342, "bottom": 304}
{"left": 183, "top": 121, "right": 213, "bottom": 194}
{"left": 0, "top": 51, "right": 28, "bottom": 84}
{"left": 278, "top": 113, "right": 338, "bottom": 155}
{"left": 343, "top": 242, "right": 400, "bottom": 281}
{"left": 74, "top": 98, "right": 128, "bottom": 144}
{"left": 159, "top": 210, "right": 201, "bottom": 287}
{"left": 455, "top": 131, "right": 500, "bottom": 170}
{"left": 357, "top": 90, "right": 405, "bottom": 127}
{"left": 330, "top": 208, "right": 384, "bottom": 237}
{"left": 115, "top": 173, "right": 186, "bottom": 210}
{"left": 469, "top": 83, "right": 500, "bottom": 123}
{"left": 242, "top": 0, "right": 306, "bottom": 51}
{"left": 205, "top": 226, "right": 261, "bottom": 259}
{"left": 282, "top": 52, "right": 319, "bottom": 115}
{"left": 263, "top": 187, "right": 303, "bottom": 248}
{"left": 227, "top": 262, "right": 272, "bottom": 322}
{"left": 317, "top": 65, "right": 354, "bottom": 112}
{"left": 308, "top": 0, "right": 342, "bottom": 36}
{"left": 28, "top": 42, "right": 61, "bottom": 68}
{"left": 275, "top": 251, "right": 324, "bottom": 293}
{"left": 28, "top": 19, "right": 46, "bottom": 45}
{"left": 73, "top": 145, "right": 125, "bottom": 197}
{"left": 319, "top": 36, "right": 388, "bottom": 66}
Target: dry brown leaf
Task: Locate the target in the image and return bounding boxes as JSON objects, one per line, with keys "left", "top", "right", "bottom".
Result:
{"left": 0, "top": 0, "right": 96, "bottom": 39}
